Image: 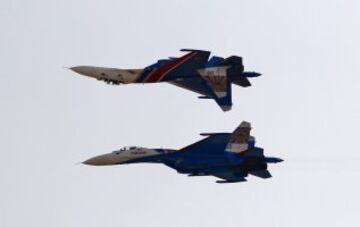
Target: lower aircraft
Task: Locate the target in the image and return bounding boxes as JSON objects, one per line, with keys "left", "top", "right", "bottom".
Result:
{"left": 82, "top": 122, "right": 282, "bottom": 183}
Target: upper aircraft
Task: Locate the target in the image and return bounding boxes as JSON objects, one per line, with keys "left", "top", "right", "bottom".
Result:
{"left": 70, "top": 49, "right": 261, "bottom": 111}
{"left": 82, "top": 121, "right": 282, "bottom": 183}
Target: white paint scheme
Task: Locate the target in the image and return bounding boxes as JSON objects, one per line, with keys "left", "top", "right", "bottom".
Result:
{"left": 225, "top": 122, "right": 253, "bottom": 153}
{"left": 197, "top": 66, "right": 230, "bottom": 77}
{"left": 70, "top": 66, "right": 143, "bottom": 84}
{"left": 197, "top": 66, "right": 231, "bottom": 98}
{"left": 83, "top": 146, "right": 169, "bottom": 166}
{"left": 226, "top": 143, "right": 249, "bottom": 153}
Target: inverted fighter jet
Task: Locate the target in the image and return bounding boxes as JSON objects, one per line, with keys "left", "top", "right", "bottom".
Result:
{"left": 70, "top": 49, "right": 261, "bottom": 111}
{"left": 82, "top": 121, "right": 282, "bottom": 183}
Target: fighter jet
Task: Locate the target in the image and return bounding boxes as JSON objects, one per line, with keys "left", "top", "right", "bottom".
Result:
{"left": 82, "top": 121, "right": 282, "bottom": 183}
{"left": 70, "top": 49, "right": 261, "bottom": 111}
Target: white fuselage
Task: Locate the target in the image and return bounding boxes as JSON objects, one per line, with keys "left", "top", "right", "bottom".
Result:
{"left": 70, "top": 66, "right": 143, "bottom": 84}
{"left": 83, "top": 147, "right": 174, "bottom": 166}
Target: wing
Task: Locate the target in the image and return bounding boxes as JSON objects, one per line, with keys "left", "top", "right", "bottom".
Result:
{"left": 136, "top": 49, "right": 210, "bottom": 83}
{"left": 169, "top": 78, "right": 210, "bottom": 96}
{"left": 161, "top": 134, "right": 230, "bottom": 170}
{"left": 179, "top": 133, "right": 230, "bottom": 156}
{"left": 162, "top": 50, "right": 233, "bottom": 111}
{"left": 170, "top": 77, "right": 232, "bottom": 111}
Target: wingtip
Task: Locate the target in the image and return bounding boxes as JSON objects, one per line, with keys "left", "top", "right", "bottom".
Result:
{"left": 220, "top": 105, "right": 232, "bottom": 111}
{"left": 180, "top": 48, "right": 209, "bottom": 52}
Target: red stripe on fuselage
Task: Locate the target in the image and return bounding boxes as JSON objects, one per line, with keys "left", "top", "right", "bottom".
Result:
{"left": 145, "top": 51, "right": 197, "bottom": 83}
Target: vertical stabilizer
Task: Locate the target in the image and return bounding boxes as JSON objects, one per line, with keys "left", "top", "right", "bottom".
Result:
{"left": 226, "top": 121, "right": 254, "bottom": 153}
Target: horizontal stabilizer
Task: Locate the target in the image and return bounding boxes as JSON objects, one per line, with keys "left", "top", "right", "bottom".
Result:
{"left": 233, "top": 78, "right": 251, "bottom": 87}
{"left": 219, "top": 56, "right": 243, "bottom": 66}
{"left": 249, "top": 170, "right": 272, "bottom": 179}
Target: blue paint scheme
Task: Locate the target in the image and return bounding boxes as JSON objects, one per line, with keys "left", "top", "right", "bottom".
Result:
{"left": 170, "top": 78, "right": 209, "bottom": 95}
{"left": 134, "top": 68, "right": 152, "bottom": 83}
{"left": 117, "top": 131, "right": 282, "bottom": 183}
{"left": 131, "top": 49, "right": 261, "bottom": 111}
{"left": 161, "top": 51, "right": 210, "bottom": 81}
{"left": 206, "top": 56, "right": 225, "bottom": 67}
{"left": 213, "top": 82, "right": 232, "bottom": 111}
{"left": 172, "top": 79, "right": 232, "bottom": 111}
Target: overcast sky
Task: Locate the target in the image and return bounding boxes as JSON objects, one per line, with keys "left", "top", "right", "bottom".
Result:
{"left": 1, "top": 0, "right": 360, "bottom": 226}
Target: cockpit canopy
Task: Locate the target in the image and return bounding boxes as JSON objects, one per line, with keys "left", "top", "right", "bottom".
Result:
{"left": 120, "top": 146, "right": 139, "bottom": 151}
{"left": 112, "top": 146, "right": 140, "bottom": 155}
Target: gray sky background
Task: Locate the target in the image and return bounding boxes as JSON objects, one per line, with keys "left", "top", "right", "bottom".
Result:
{"left": 1, "top": 0, "right": 360, "bottom": 226}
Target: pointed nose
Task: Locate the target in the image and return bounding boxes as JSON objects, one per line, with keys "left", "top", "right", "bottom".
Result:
{"left": 82, "top": 154, "right": 114, "bottom": 166}
{"left": 82, "top": 157, "right": 100, "bottom": 166}
{"left": 70, "top": 66, "right": 99, "bottom": 78}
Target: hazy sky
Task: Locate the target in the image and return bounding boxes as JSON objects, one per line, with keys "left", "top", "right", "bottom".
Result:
{"left": 1, "top": 0, "right": 360, "bottom": 226}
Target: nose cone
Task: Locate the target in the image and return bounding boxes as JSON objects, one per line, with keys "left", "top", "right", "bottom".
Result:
{"left": 70, "top": 66, "right": 99, "bottom": 78}
{"left": 82, "top": 154, "right": 115, "bottom": 166}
